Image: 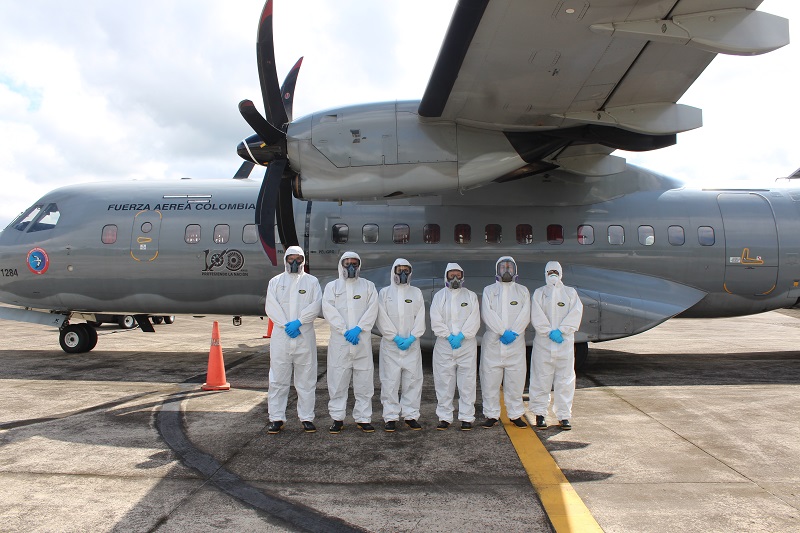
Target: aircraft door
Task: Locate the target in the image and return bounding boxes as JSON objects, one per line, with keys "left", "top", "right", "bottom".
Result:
{"left": 717, "top": 193, "right": 778, "bottom": 295}
{"left": 130, "top": 210, "right": 162, "bottom": 262}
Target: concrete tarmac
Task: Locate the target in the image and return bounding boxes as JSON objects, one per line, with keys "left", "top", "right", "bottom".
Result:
{"left": 0, "top": 311, "right": 799, "bottom": 532}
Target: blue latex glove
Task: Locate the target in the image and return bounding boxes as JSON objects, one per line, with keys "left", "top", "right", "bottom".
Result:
{"left": 447, "top": 334, "right": 456, "bottom": 348}
{"left": 344, "top": 326, "right": 362, "bottom": 345}
{"left": 500, "top": 330, "right": 518, "bottom": 345}
{"left": 284, "top": 320, "right": 302, "bottom": 338}
{"left": 398, "top": 335, "right": 416, "bottom": 350}
{"left": 451, "top": 332, "right": 465, "bottom": 349}
{"left": 394, "top": 335, "right": 404, "bottom": 349}
{"left": 549, "top": 329, "right": 564, "bottom": 344}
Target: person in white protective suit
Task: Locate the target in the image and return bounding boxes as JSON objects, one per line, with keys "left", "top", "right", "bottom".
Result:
{"left": 430, "top": 263, "right": 480, "bottom": 431}
{"left": 322, "top": 251, "right": 380, "bottom": 433}
{"left": 480, "top": 256, "right": 531, "bottom": 429}
{"left": 264, "top": 246, "right": 323, "bottom": 434}
{"left": 376, "top": 258, "right": 427, "bottom": 432}
{"left": 529, "top": 261, "right": 583, "bottom": 430}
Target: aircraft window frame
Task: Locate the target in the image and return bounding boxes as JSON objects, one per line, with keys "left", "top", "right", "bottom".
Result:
{"left": 698, "top": 226, "right": 715, "bottom": 246}
{"left": 214, "top": 224, "right": 230, "bottom": 244}
{"left": 516, "top": 224, "right": 533, "bottom": 245}
{"left": 454, "top": 224, "right": 471, "bottom": 244}
{"left": 11, "top": 205, "right": 43, "bottom": 232}
{"left": 141, "top": 222, "right": 153, "bottom": 234}
{"left": 423, "top": 224, "right": 440, "bottom": 244}
{"left": 242, "top": 224, "right": 258, "bottom": 244}
{"left": 332, "top": 223, "right": 349, "bottom": 244}
{"left": 27, "top": 203, "right": 60, "bottom": 233}
{"left": 101, "top": 224, "right": 118, "bottom": 245}
{"left": 668, "top": 225, "right": 685, "bottom": 246}
{"left": 485, "top": 224, "right": 502, "bottom": 244}
{"left": 547, "top": 224, "right": 564, "bottom": 245}
{"left": 184, "top": 224, "right": 202, "bottom": 244}
{"left": 393, "top": 224, "right": 410, "bottom": 244}
{"left": 608, "top": 225, "right": 625, "bottom": 245}
{"left": 577, "top": 225, "right": 594, "bottom": 245}
{"left": 638, "top": 225, "right": 655, "bottom": 246}
{"left": 362, "top": 223, "right": 379, "bottom": 244}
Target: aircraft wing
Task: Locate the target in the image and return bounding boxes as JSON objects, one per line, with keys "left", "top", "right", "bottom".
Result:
{"left": 419, "top": 0, "right": 788, "bottom": 141}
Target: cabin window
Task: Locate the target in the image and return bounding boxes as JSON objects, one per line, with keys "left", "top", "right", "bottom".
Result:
{"left": 485, "top": 224, "right": 502, "bottom": 244}
{"left": 242, "top": 224, "right": 258, "bottom": 244}
{"left": 28, "top": 203, "right": 60, "bottom": 232}
{"left": 608, "top": 225, "right": 624, "bottom": 245}
{"left": 698, "top": 226, "right": 715, "bottom": 246}
{"left": 547, "top": 224, "right": 564, "bottom": 245}
{"left": 577, "top": 225, "right": 594, "bottom": 245}
{"left": 516, "top": 224, "right": 533, "bottom": 244}
{"left": 141, "top": 222, "right": 152, "bottom": 234}
{"left": 423, "top": 224, "right": 440, "bottom": 244}
{"left": 101, "top": 224, "right": 118, "bottom": 244}
{"left": 638, "top": 225, "right": 655, "bottom": 246}
{"left": 214, "top": 224, "right": 230, "bottom": 244}
{"left": 184, "top": 224, "right": 201, "bottom": 244}
{"left": 362, "top": 223, "right": 379, "bottom": 243}
{"left": 11, "top": 205, "right": 43, "bottom": 232}
{"left": 393, "top": 224, "right": 410, "bottom": 244}
{"left": 454, "top": 224, "right": 471, "bottom": 244}
{"left": 332, "top": 223, "right": 348, "bottom": 244}
{"left": 668, "top": 225, "right": 685, "bottom": 246}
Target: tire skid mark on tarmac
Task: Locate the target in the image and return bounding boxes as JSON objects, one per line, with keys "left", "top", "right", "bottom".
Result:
{"left": 156, "top": 357, "right": 364, "bottom": 532}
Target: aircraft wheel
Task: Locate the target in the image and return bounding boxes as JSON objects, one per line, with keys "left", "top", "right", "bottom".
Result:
{"left": 151, "top": 316, "right": 164, "bottom": 325}
{"left": 164, "top": 316, "right": 175, "bottom": 324}
{"left": 118, "top": 315, "right": 136, "bottom": 329}
{"left": 80, "top": 323, "right": 98, "bottom": 351}
{"left": 574, "top": 342, "right": 589, "bottom": 371}
{"left": 59, "top": 324, "right": 89, "bottom": 354}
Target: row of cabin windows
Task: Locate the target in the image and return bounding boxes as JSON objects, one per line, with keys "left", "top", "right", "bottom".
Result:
{"left": 101, "top": 223, "right": 260, "bottom": 245}
{"left": 332, "top": 223, "right": 716, "bottom": 247}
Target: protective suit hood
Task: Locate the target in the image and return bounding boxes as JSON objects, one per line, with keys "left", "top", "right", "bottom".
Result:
{"left": 337, "top": 251, "right": 362, "bottom": 281}
{"left": 283, "top": 245, "right": 306, "bottom": 275}
{"left": 444, "top": 262, "right": 465, "bottom": 289}
{"left": 390, "top": 257, "right": 413, "bottom": 285}
{"left": 495, "top": 256, "right": 518, "bottom": 283}
{"left": 545, "top": 260, "right": 564, "bottom": 288}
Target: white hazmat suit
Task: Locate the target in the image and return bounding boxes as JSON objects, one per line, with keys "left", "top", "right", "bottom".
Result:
{"left": 264, "top": 246, "right": 322, "bottom": 423}
{"left": 322, "top": 251, "right": 379, "bottom": 423}
{"left": 480, "top": 256, "right": 531, "bottom": 420}
{"left": 530, "top": 261, "right": 583, "bottom": 421}
{"left": 376, "top": 258, "right": 427, "bottom": 422}
{"left": 430, "top": 263, "right": 480, "bottom": 423}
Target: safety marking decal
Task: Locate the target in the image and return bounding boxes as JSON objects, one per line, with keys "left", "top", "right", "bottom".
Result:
{"left": 27, "top": 248, "right": 49, "bottom": 275}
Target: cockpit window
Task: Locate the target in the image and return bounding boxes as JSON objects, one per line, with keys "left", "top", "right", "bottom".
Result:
{"left": 27, "top": 204, "right": 60, "bottom": 232}
{"left": 10, "top": 205, "right": 43, "bottom": 232}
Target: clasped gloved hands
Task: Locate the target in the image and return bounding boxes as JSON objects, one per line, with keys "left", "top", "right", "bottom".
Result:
{"left": 395, "top": 335, "right": 416, "bottom": 351}
{"left": 284, "top": 320, "right": 302, "bottom": 338}
{"left": 447, "top": 332, "right": 465, "bottom": 349}
{"left": 344, "top": 326, "right": 362, "bottom": 345}
{"left": 548, "top": 329, "right": 564, "bottom": 343}
{"left": 499, "top": 330, "right": 519, "bottom": 345}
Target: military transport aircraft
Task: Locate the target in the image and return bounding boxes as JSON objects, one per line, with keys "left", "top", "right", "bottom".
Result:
{"left": 0, "top": 0, "right": 795, "bottom": 367}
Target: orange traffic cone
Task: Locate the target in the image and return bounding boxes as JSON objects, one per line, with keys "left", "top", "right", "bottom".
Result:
{"left": 263, "top": 318, "right": 274, "bottom": 339}
{"left": 202, "top": 321, "right": 230, "bottom": 391}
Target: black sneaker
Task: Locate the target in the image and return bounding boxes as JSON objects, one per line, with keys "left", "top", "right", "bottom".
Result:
{"left": 535, "top": 415, "right": 548, "bottom": 430}
{"left": 510, "top": 417, "right": 528, "bottom": 428}
{"left": 329, "top": 420, "right": 344, "bottom": 434}
{"left": 384, "top": 421, "right": 397, "bottom": 432}
{"left": 267, "top": 420, "right": 284, "bottom": 434}
{"left": 460, "top": 421, "right": 473, "bottom": 431}
{"left": 302, "top": 421, "right": 316, "bottom": 433}
{"left": 404, "top": 419, "right": 423, "bottom": 430}
{"left": 559, "top": 419, "right": 572, "bottom": 430}
{"left": 357, "top": 422, "right": 375, "bottom": 433}
{"left": 436, "top": 420, "right": 450, "bottom": 431}
{"left": 481, "top": 418, "right": 498, "bottom": 429}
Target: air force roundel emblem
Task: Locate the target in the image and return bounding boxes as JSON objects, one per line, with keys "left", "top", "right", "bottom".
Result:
{"left": 27, "top": 248, "right": 49, "bottom": 275}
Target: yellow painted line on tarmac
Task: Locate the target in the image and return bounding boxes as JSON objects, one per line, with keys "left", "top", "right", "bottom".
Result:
{"left": 500, "top": 392, "right": 603, "bottom": 533}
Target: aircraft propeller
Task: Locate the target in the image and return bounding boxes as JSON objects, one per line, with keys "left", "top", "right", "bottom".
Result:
{"left": 237, "top": 0, "right": 301, "bottom": 266}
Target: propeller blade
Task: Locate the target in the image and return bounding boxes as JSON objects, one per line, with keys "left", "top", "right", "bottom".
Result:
{"left": 280, "top": 57, "right": 303, "bottom": 123}
{"left": 276, "top": 173, "right": 299, "bottom": 249}
{"left": 238, "top": 100, "right": 285, "bottom": 147}
{"left": 232, "top": 161, "right": 255, "bottom": 179}
{"left": 255, "top": 158, "right": 286, "bottom": 266}
{"left": 256, "top": 0, "right": 289, "bottom": 129}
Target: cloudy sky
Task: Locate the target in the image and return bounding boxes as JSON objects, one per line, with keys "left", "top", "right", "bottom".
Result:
{"left": 1, "top": 1, "right": 798, "bottom": 229}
